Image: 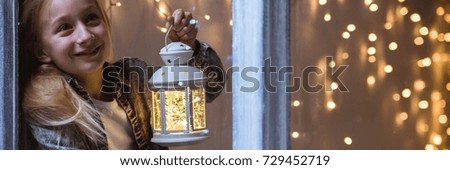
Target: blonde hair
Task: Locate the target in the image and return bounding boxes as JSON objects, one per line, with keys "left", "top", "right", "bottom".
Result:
{"left": 22, "top": 65, "right": 106, "bottom": 144}
{"left": 20, "top": 0, "right": 113, "bottom": 146}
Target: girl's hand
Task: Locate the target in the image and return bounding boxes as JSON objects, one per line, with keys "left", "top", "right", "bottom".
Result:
{"left": 166, "top": 9, "right": 199, "bottom": 52}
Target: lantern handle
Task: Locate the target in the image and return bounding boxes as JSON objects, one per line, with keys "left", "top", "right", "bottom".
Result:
{"left": 164, "top": 24, "right": 173, "bottom": 52}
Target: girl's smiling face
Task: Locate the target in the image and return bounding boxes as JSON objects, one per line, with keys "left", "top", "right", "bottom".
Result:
{"left": 38, "top": 0, "right": 111, "bottom": 79}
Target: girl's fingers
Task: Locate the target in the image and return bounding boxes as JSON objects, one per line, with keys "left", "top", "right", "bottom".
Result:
{"left": 172, "top": 9, "right": 185, "bottom": 32}
{"left": 182, "top": 11, "right": 193, "bottom": 26}
{"left": 165, "top": 16, "right": 174, "bottom": 28}
{"left": 179, "top": 27, "right": 198, "bottom": 45}
{"left": 166, "top": 9, "right": 197, "bottom": 43}
{"left": 177, "top": 23, "right": 195, "bottom": 37}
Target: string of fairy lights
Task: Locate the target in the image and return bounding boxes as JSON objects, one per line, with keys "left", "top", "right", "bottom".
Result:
{"left": 109, "top": 0, "right": 448, "bottom": 149}
{"left": 291, "top": 0, "right": 449, "bottom": 149}
{"left": 110, "top": 0, "right": 232, "bottom": 33}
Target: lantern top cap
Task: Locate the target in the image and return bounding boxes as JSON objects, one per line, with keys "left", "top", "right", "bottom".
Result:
{"left": 148, "top": 66, "right": 206, "bottom": 90}
{"left": 161, "top": 42, "right": 193, "bottom": 52}
{"left": 160, "top": 42, "right": 194, "bottom": 66}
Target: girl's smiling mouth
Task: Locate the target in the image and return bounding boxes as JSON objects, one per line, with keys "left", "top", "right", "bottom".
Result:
{"left": 74, "top": 45, "right": 102, "bottom": 57}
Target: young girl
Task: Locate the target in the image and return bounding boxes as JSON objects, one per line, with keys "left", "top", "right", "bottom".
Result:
{"left": 19, "top": 0, "right": 224, "bottom": 149}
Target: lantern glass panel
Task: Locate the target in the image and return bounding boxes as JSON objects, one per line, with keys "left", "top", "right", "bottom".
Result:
{"left": 152, "top": 90, "right": 189, "bottom": 132}
{"left": 164, "top": 90, "right": 187, "bottom": 131}
{"left": 192, "top": 88, "right": 206, "bottom": 129}
{"left": 152, "top": 91, "right": 162, "bottom": 131}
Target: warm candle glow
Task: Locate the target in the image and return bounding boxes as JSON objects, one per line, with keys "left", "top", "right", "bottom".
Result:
{"left": 153, "top": 91, "right": 187, "bottom": 131}
{"left": 446, "top": 82, "right": 450, "bottom": 91}
{"left": 447, "top": 128, "right": 450, "bottom": 136}
{"left": 152, "top": 88, "right": 206, "bottom": 133}
{"left": 192, "top": 89, "right": 206, "bottom": 129}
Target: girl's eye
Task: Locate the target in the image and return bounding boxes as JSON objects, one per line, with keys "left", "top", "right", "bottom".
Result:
{"left": 86, "top": 13, "right": 100, "bottom": 23}
{"left": 57, "top": 24, "right": 72, "bottom": 32}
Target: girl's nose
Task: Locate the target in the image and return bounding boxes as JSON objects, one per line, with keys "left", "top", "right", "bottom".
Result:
{"left": 76, "top": 27, "right": 95, "bottom": 45}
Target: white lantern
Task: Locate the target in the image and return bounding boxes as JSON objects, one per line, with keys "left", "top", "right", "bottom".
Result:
{"left": 148, "top": 42, "right": 208, "bottom": 146}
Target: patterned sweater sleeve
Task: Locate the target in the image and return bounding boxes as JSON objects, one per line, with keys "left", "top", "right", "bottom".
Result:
{"left": 188, "top": 40, "right": 226, "bottom": 103}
